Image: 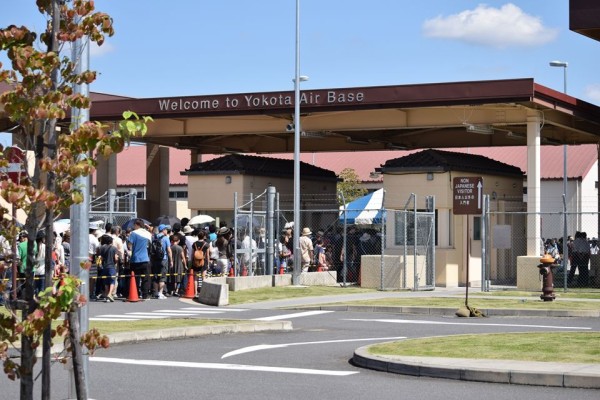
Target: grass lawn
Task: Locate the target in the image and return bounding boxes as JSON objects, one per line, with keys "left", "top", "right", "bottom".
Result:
{"left": 369, "top": 332, "right": 600, "bottom": 364}
{"left": 228, "top": 285, "right": 377, "bottom": 305}
{"left": 89, "top": 318, "right": 252, "bottom": 334}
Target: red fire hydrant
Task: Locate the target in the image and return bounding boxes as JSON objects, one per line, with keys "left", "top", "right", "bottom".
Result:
{"left": 538, "top": 254, "right": 558, "bottom": 302}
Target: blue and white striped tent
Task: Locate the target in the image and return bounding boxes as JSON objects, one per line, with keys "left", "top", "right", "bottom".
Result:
{"left": 339, "top": 188, "right": 384, "bottom": 225}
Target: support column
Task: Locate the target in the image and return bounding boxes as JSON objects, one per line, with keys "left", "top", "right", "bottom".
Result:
{"left": 516, "top": 113, "right": 543, "bottom": 291}
{"left": 95, "top": 153, "right": 117, "bottom": 197}
{"left": 146, "top": 144, "right": 170, "bottom": 221}
{"left": 526, "top": 114, "right": 542, "bottom": 255}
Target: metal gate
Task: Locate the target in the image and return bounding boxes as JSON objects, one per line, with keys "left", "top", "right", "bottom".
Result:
{"left": 89, "top": 189, "right": 138, "bottom": 228}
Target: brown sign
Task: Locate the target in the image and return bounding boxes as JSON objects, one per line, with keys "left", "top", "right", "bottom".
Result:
{"left": 453, "top": 176, "right": 483, "bottom": 215}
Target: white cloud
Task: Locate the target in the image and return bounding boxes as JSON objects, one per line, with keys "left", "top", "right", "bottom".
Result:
{"left": 585, "top": 84, "right": 600, "bottom": 104}
{"left": 90, "top": 41, "right": 114, "bottom": 57}
{"left": 422, "top": 3, "right": 558, "bottom": 48}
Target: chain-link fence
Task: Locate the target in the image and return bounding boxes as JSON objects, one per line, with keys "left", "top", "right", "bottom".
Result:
{"left": 232, "top": 189, "right": 435, "bottom": 289}
{"left": 89, "top": 189, "right": 137, "bottom": 228}
{"left": 484, "top": 206, "right": 600, "bottom": 292}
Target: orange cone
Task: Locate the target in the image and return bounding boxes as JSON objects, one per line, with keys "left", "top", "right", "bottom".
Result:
{"left": 127, "top": 271, "right": 140, "bottom": 302}
{"left": 241, "top": 264, "right": 248, "bottom": 276}
{"left": 183, "top": 269, "right": 196, "bottom": 299}
{"left": 278, "top": 264, "right": 284, "bottom": 274}
{"left": 228, "top": 266, "right": 235, "bottom": 277}
{"left": 317, "top": 265, "right": 323, "bottom": 272}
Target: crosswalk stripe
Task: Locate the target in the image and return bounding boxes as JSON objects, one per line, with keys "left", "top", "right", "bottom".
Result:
{"left": 126, "top": 312, "right": 197, "bottom": 317}
{"left": 154, "top": 309, "right": 224, "bottom": 314}
{"left": 181, "top": 307, "right": 247, "bottom": 312}
{"left": 104, "top": 314, "right": 167, "bottom": 319}
{"left": 90, "top": 317, "right": 140, "bottom": 321}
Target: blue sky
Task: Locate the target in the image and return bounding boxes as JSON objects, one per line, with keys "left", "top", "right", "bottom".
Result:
{"left": 1, "top": 1, "right": 599, "bottom": 104}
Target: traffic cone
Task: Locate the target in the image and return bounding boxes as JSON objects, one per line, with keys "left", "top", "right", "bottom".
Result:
{"left": 183, "top": 269, "right": 195, "bottom": 299}
{"left": 317, "top": 265, "right": 323, "bottom": 272}
{"left": 278, "top": 264, "right": 284, "bottom": 274}
{"left": 228, "top": 266, "right": 235, "bottom": 277}
{"left": 127, "top": 271, "right": 140, "bottom": 302}
{"left": 241, "top": 264, "right": 248, "bottom": 276}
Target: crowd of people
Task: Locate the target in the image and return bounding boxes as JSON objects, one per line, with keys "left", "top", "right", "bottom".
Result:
{"left": 543, "top": 231, "right": 597, "bottom": 286}
{"left": 1, "top": 218, "right": 386, "bottom": 304}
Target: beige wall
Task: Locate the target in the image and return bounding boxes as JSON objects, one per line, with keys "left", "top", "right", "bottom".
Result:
{"left": 187, "top": 173, "right": 337, "bottom": 211}
{"left": 384, "top": 171, "right": 523, "bottom": 287}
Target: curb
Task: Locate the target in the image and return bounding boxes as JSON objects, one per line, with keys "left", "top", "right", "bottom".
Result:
{"left": 46, "top": 321, "right": 293, "bottom": 355}
{"left": 353, "top": 346, "right": 600, "bottom": 389}
{"left": 290, "top": 305, "right": 600, "bottom": 318}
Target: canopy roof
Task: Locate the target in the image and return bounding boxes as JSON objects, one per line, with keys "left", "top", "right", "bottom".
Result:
{"left": 3, "top": 78, "right": 600, "bottom": 155}
{"left": 339, "top": 188, "right": 384, "bottom": 225}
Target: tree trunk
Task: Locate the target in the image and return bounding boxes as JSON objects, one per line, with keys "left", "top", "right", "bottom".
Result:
{"left": 19, "top": 278, "right": 36, "bottom": 400}
{"left": 67, "top": 311, "right": 87, "bottom": 400}
{"left": 41, "top": 1, "right": 61, "bottom": 398}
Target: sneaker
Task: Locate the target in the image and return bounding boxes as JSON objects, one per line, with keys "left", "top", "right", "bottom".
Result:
{"left": 107, "top": 295, "right": 115, "bottom": 303}
{"left": 157, "top": 293, "right": 167, "bottom": 300}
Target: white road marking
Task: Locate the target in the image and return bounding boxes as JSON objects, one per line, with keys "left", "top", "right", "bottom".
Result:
{"left": 90, "top": 317, "right": 140, "bottom": 321}
{"left": 126, "top": 312, "right": 197, "bottom": 317}
{"left": 221, "top": 336, "right": 407, "bottom": 359}
{"left": 91, "top": 357, "right": 358, "bottom": 376}
{"left": 253, "top": 310, "right": 334, "bottom": 321}
{"left": 181, "top": 307, "right": 247, "bottom": 312}
{"left": 154, "top": 309, "right": 224, "bottom": 314}
{"left": 96, "top": 314, "right": 167, "bottom": 319}
{"left": 345, "top": 318, "right": 592, "bottom": 330}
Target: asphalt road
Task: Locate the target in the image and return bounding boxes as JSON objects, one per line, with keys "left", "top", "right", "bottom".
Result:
{"left": 3, "top": 297, "right": 599, "bottom": 399}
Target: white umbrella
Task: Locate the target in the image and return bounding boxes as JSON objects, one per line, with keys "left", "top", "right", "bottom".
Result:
{"left": 188, "top": 214, "right": 215, "bottom": 226}
{"left": 53, "top": 219, "right": 70, "bottom": 234}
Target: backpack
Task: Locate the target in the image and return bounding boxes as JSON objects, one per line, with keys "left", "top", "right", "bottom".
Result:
{"left": 150, "top": 235, "right": 165, "bottom": 261}
{"left": 193, "top": 241, "right": 206, "bottom": 268}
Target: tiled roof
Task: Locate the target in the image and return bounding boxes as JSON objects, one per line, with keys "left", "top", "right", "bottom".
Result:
{"left": 111, "top": 145, "right": 597, "bottom": 186}
{"left": 380, "top": 149, "right": 523, "bottom": 177}
{"left": 183, "top": 154, "right": 338, "bottom": 181}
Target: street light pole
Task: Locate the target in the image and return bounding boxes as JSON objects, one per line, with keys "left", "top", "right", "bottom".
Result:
{"left": 549, "top": 60, "right": 568, "bottom": 291}
{"left": 292, "top": 0, "right": 302, "bottom": 285}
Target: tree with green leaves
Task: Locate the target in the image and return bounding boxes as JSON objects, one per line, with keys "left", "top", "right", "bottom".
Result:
{"left": 0, "top": 1, "right": 151, "bottom": 399}
{"left": 337, "top": 167, "right": 367, "bottom": 205}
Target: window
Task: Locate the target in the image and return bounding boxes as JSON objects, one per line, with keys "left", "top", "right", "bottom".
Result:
{"left": 394, "top": 209, "right": 437, "bottom": 246}
{"left": 473, "top": 216, "right": 481, "bottom": 240}
{"left": 169, "top": 191, "right": 188, "bottom": 199}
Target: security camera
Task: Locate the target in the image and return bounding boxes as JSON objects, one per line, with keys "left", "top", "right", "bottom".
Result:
{"left": 286, "top": 123, "right": 295, "bottom": 132}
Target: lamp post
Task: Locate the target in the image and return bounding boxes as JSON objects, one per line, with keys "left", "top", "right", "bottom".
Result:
{"left": 292, "top": 0, "right": 307, "bottom": 285}
{"left": 549, "top": 60, "right": 568, "bottom": 291}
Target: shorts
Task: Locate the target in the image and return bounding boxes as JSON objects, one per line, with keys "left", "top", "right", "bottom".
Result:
{"left": 151, "top": 259, "right": 168, "bottom": 283}
{"left": 103, "top": 267, "right": 116, "bottom": 286}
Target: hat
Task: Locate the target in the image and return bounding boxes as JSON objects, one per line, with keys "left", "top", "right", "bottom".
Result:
{"left": 360, "top": 232, "right": 371, "bottom": 242}
{"left": 89, "top": 220, "right": 102, "bottom": 230}
{"left": 182, "top": 225, "right": 193, "bottom": 234}
{"left": 317, "top": 230, "right": 324, "bottom": 236}
{"left": 36, "top": 230, "right": 46, "bottom": 240}
{"left": 18, "top": 231, "right": 28, "bottom": 238}
{"left": 158, "top": 224, "right": 168, "bottom": 232}
{"left": 218, "top": 227, "right": 231, "bottom": 235}
{"left": 540, "top": 253, "right": 555, "bottom": 264}
{"left": 301, "top": 227, "right": 312, "bottom": 236}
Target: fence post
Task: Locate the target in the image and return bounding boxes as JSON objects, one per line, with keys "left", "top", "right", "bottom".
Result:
{"left": 234, "top": 192, "right": 238, "bottom": 276}
{"left": 266, "top": 186, "right": 275, "bottom": 275}
{"left": 338, "top": 191, "right": 348, "bottom": 287}
{"left": 128, "top": 189, "right": 137, "bottom": 215}
{"left": 379, "top": 190, "right": 386, "bottom": 291}
{"left": 108, "top": 188, "right": 116, "bottom": 225}
{"left": 481, "top": 194, "right": 488, "bottom": 292}
{"left": 413, "top": 194, "right": 418, "bottom": 290}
